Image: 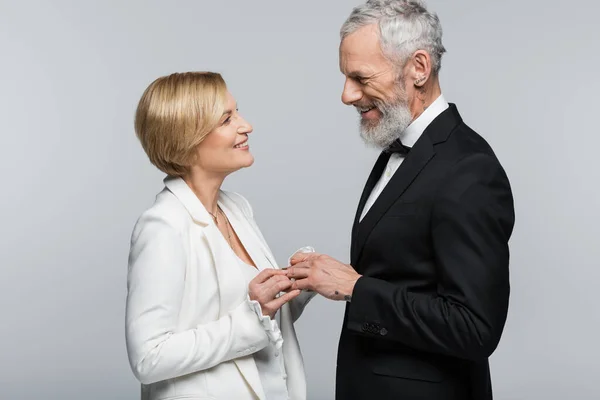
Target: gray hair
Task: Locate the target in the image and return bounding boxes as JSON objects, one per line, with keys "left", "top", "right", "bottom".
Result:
{"left": 340, "top": 0, "right": 446, "bottom": 75}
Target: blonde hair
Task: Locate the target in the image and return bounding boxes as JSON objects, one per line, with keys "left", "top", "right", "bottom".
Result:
{"left": 134, "top": 71, "right": 227, "bottom": 176}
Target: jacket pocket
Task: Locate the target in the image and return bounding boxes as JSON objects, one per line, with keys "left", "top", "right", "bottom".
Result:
{"left": 370, "top": 352, "right": 445, "bottom": 382}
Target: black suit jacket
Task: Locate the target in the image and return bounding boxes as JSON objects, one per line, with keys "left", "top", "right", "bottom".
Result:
{"left": 336, "top": 104, "right": 515, "bottom": 400}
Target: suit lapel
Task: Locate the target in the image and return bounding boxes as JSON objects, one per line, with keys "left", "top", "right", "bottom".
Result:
{"left": 351, "top": 103, "right": 463, "bottom": 267}
{"left": 353, "top": 134, "right": 435, "bottom": 266}
{"left": 351, "top": 152, "right": 390, "bottom": 264}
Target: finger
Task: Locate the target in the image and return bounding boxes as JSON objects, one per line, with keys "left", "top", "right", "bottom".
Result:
{"left": 264, "top": 276, "right": 293, "bottom": 297}
{"left": 290, "top": 252, "right": 321, "bottom": 266}
{"left": 286, "top": 265, "right": 310, "bottom": 279}
{"left": 259, "top": 274, "right": 289, "bottom": 289}
{"left": 291, "top": 278, "right": 312, "bottom": 291}
{"left": 268, "top": 289, "right": 302, "bottom": 310}
{"left": 251, "top": 268, "right": 287, "bottom": 284}
{"left": 261, "top": 274, "right": 290, "bottom": 286}
{"left": 255, "top": 275, "right": 290, "bottom": 299}
{"left": 279, "top": 285, "right": 313, "bottom": 293}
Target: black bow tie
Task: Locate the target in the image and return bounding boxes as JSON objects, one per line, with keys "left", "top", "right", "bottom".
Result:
{"left": 385, "top": 138, "right": 411, "bottom": 155}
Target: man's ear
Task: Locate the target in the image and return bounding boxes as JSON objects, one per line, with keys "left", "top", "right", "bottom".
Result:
{"left": 410, "top": 50, "right": 432, "bottom": 87}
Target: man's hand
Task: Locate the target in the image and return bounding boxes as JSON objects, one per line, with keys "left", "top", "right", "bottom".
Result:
{"left": 286, "top": 253, "right": 361, "bottom": 301}
{"left": 248, "top": 269, "right": 301, "bottom": 319}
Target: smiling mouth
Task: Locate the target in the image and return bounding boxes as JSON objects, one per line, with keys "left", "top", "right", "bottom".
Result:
{"left": 356, "top": 105, "right": 376, "bottom": 114}
{"left": 234, "top": 139, "right": 248, "bottom": 149}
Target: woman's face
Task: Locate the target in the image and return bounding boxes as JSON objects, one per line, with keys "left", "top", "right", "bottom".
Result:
{"left": 193, "top": 91, "right": 254, "bottom": 175}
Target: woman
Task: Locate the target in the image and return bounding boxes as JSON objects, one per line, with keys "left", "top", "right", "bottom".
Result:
{"left": 126, "top": 72, "right": 313, "bottom": 400}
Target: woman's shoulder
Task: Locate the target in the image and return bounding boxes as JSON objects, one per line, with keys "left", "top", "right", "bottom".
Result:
{"left": 132, "top": 188, "right": 190, "bottom": 236}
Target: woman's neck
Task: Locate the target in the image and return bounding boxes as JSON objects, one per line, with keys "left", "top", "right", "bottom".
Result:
{"left": 183, "top": 168, "right": 226, "bottom": 216}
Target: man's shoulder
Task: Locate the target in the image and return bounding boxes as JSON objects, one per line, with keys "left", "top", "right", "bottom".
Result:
{"left": 430, "top": 117, "right": 511, "bottom": 188}
{"left": 447, "top": 122, "right": 498, "bottom": 158}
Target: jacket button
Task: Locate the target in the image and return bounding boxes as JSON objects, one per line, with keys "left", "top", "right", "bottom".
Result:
{"left": 380, "top": 328, "right": 388, "bottom": 336}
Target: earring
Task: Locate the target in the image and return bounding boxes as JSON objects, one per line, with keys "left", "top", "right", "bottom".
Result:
{"left": 415, "top": 76, "right": 426, "bottom": 85}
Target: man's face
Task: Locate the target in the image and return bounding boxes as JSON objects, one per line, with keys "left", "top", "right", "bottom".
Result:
{"left": 339, "top": 24, "right": 413, "bottom": 148}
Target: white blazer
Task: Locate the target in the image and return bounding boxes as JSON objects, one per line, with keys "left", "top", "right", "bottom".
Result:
{"left": 126, "top": 176, "right": 312, "bottom": 400}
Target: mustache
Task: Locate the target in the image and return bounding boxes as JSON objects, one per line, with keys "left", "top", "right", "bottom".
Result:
{"left": 354, "top": 97, "right": 401, "bottom": 114}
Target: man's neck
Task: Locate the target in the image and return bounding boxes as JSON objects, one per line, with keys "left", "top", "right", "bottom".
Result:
{"left": 410, "top": 77, "right": 442, "bottom": 121}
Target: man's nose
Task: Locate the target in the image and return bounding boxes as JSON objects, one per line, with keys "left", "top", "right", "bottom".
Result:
{"left": 341, "top": 78, "right": 362, "bottom": 105}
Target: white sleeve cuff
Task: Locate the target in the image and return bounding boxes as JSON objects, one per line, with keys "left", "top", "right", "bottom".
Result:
{"left": 246, "top": 295, "right": 284, "bottom": 349}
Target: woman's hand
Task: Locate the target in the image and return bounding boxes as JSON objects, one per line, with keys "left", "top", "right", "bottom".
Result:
{"left": 248, "top": 269, "right": 301, "bottom": 319}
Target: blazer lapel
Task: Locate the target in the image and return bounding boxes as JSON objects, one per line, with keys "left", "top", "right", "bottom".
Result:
{"left": 279, "top": 303, "right": 306, "bottom": 400}
{"left": 164, "top": 177, "right": 247, "bottom": 310}
{"left": 202, "top": 222, "right": 262, "bottom": 400}
{"left": 353, "top": 134, "right": 435, "bottom": 267}
{"left": 164, "top": 178, "right": 266, "bottom": 400}
{"left": 205, "top": 217, "right": 268, "bottom": 400}
{"left": 217, "top": 194, "right": 278, "bottom": 400}
{"left": 351, "top": 103, "right": 464, "bottom": 267}
{"left": 219, "top": 194, "right": 307, "bottom": 398}
{"left": 219, "top": 194, "right": 278, "bottom": 271}
{"left": 351, "top": 152, "right": 390, "bottom": 264}
{"left": 232, "top": 357, "right": 266, "bottom": 400}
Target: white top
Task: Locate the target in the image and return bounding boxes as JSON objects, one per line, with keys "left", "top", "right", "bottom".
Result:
{"left": 238, "top": 257, "right": 290, "bottom": 400}
{"left": 360, "top": 94, "right": 450, "bottom": 221}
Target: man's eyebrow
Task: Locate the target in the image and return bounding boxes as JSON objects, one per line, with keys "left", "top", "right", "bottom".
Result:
{"left": 345, "top": 70, "right": 370, "bottom": 79}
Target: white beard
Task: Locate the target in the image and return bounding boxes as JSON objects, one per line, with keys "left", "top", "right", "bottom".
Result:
{"left": 359, "top": 95, "right": 413, "bottom": 150}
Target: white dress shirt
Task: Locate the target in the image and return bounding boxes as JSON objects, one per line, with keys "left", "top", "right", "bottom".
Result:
{"left": 360, "top": 95, "right": 449, "bottom": 221}
{"left": 240, "top": 258, "right": 290, "bottom": 400}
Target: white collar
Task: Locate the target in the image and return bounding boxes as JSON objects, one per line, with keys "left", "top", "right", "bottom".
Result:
{"left": 402, "top": 94, "right": 449, "bottom": 147}
{"left": 163, "top": 175, "right": 237, "bottom": 226}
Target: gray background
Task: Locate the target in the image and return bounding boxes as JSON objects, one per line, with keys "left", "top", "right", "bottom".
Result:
{"left": 1, "top": 0, "right": 598, "bottom": 399}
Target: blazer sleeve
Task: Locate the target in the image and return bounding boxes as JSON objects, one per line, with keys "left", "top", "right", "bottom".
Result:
{"left": 346, "top": 153, "right": 515, "bottom": 360}
{"left": 125, "top": 213, "right": 270, "bottom": 385}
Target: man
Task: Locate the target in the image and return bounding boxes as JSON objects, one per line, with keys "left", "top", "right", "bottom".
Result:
{"left": 286, "top": 1, "right": 515, "bottom": 399}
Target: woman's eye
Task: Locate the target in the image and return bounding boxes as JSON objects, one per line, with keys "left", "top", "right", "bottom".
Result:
{"left": 223, "top": 117, "right": 231, "bottom": 125}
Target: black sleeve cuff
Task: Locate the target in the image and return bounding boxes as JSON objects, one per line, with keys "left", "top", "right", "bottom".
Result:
{"left": 346, "top": 276, "right": 392, "bottom": 338}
